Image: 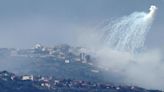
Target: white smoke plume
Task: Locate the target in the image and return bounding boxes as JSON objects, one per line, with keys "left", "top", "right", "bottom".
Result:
{"left": 95, "top": 47, "right": 164, "bottom": 90}
{"left": 147, "top": 5, "right": 158, "bottom": 18}
{"left": 76, "top": 5, "right": 164, "bottom": 90}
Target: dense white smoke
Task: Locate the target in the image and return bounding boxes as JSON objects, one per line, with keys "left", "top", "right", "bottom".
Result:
{"left": 77, "top": 5, "right": 164, "bottom": 90}
{"left": 99, "top": 5, "right": 157, "bottom": 53}
{"left": 147, "top": 5, "right": 158, "bottom": 18}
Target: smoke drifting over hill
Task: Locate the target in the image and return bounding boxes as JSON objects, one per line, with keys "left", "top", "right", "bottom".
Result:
{"left": 76, "top": 5, "right": 164, "bottom": 90}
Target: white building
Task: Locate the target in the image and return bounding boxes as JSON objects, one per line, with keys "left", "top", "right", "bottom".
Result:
{"left": 22, "top": 75, "right": 34, "bottom": 81}
{"left": 65, "top": 60, "right": 70, "bottom": 63}
{"left": 41, "top": 83, "right": 51, "bottom": 88}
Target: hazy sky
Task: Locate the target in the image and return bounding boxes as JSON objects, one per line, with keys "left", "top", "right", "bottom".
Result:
{"left": 0, "top": 0, "right": 163, "bottom": 48}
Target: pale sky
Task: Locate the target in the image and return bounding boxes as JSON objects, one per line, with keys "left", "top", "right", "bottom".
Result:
{"left": 0, "top": 0, "right": 163, "bottom": 48}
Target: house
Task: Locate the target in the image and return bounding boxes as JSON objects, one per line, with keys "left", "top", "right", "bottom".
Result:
{"left": 22, "top": 75, "right": 34, "bottom": 81}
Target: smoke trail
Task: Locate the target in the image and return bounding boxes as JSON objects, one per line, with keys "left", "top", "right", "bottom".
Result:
{"left": 76, "top": 5, "right": 163, "bottom": 89}
{"left": 75, "top": 5, "right": 164, "bottom": 90}
{"left": 147, "top": 5, "right": 158, "bottom": 19}
{"left": 99, "top": 5, "right": 157, "bottom": 53}
{"left": 92, "top": 5, "right": 164, "bottom": 90}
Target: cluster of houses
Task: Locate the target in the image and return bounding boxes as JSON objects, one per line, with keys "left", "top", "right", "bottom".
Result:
{"left": 0, "top": 44, "right": 92, "bottom": 64}
{"left": 0, "top": 71, "right": 138, "bottom": 91}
